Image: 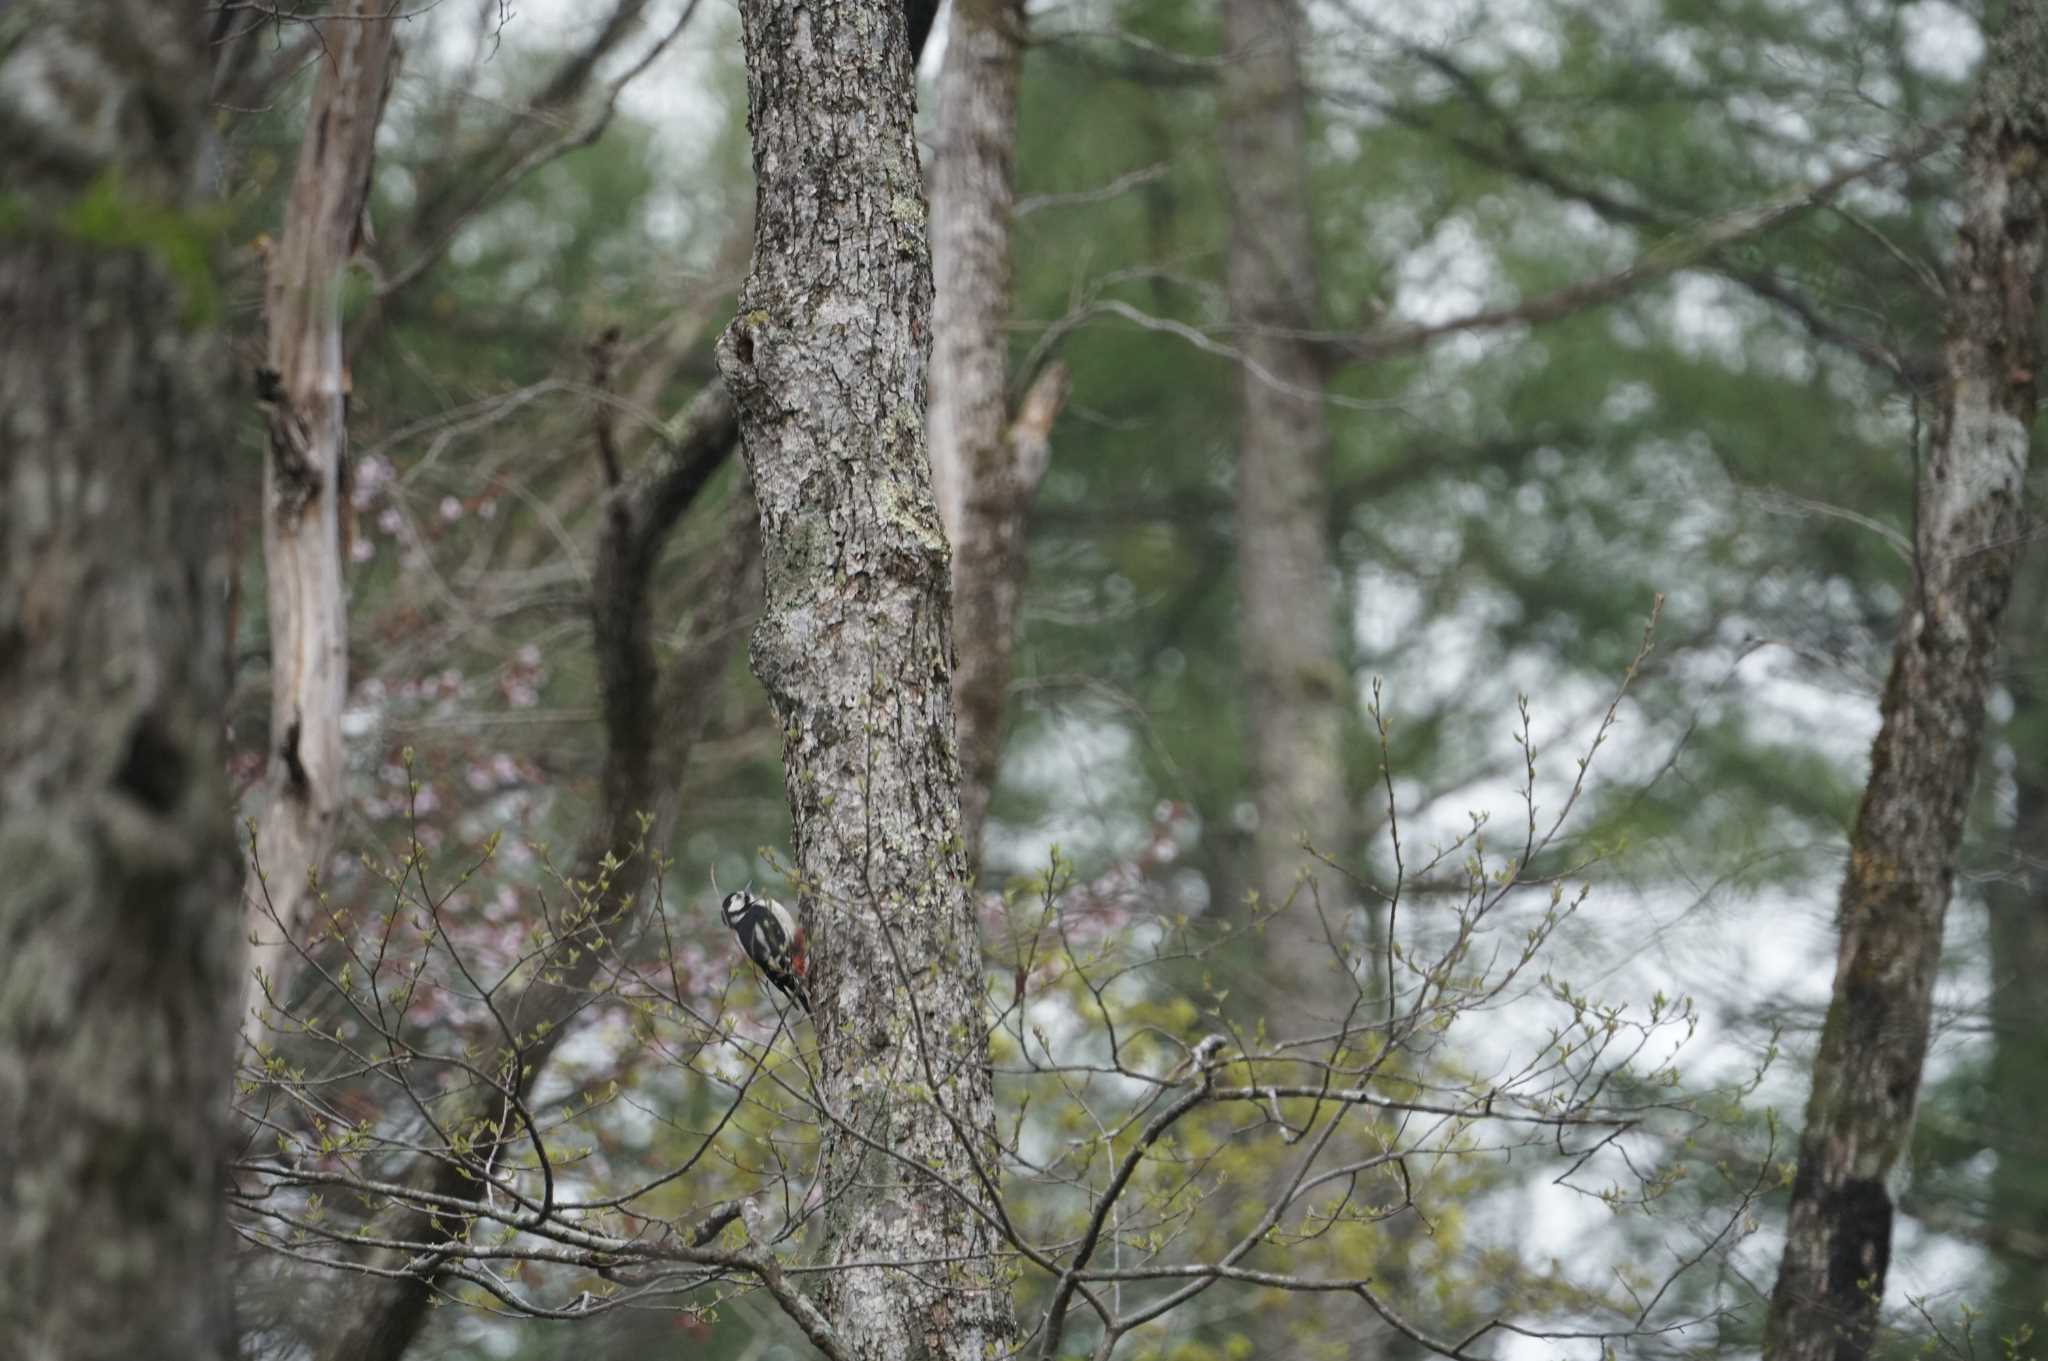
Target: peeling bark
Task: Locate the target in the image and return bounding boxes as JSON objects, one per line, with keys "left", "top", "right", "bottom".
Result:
{"left": 1220, "top": 0, "right": 1353, "bottom": 995}
{"left": 718, "top": 1, "right": 1019, "bottom": 1355}
{"left": 242, "top": 4, "right": 399, "bottom": 1034}
{"left": 0, "top": 4, "right": 239, "bottom": 1356}
{"left": 1763, "top": 8, "right": 2048, "bottom": 1361}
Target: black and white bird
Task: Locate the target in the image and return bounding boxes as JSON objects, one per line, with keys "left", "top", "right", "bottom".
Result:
{"left": 720, "top": 890, "right": 811, "bottom": 1015}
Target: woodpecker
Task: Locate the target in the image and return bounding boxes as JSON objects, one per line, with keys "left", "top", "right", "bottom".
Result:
{"left": 720, "top": 890, "right": 811, "bottom": 1015}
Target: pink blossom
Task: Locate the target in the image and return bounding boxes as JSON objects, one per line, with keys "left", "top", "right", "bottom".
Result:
{"left": 352, "top": 454, "right": 395, "bottom": 507}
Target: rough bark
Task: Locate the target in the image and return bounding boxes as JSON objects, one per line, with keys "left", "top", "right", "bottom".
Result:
{"left": 928, "top": 0, "right": 1036, "bottom": 865}
{"left": 717, "top": 1, "right": 1019, "bottom": 1357}
{"left": 304, "top": 388, "right": 745, "bottom": 1361}
{"left": 1219, "top": 0, "right": 1353, "bottom": 996}
{"left": 1763, "top": 9, "right": 2048, "bottom": 1360}
{"left": 242, "top": 0, "right": 398, "bottom": 1037}
{"left": 0, "top": 4, "right": 240, "bottom": 1356}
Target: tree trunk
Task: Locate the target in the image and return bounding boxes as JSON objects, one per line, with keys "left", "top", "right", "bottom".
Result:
{"left": 1763, "top": 8, "right": 2048, "bottom": 1360}
{"left": 0, "top": 5, "right": 239, "bottom": 1355}
{"left": 717, "top": 1, "right": 1019, "bottom": 1356}
{"left": 1219, "top": 0, "right": 1353, "bottom": 999}
{"left": 242, "top": 0, "right": 398, "bottom": 1035}
{"left": 927, "top": 0, "right": 1046, "bottom": 867}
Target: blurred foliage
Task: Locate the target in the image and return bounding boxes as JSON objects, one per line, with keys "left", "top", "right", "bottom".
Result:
{"left": 215, "top": 0, "right": 2048, "bottom": 1356}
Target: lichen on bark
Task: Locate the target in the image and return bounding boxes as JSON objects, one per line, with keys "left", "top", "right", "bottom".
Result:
{"left": 717, "top": 2, "right": 1019, "bottom": 1356}
{"left": 0, "top": 6, "right": 240, "bottom": 1354}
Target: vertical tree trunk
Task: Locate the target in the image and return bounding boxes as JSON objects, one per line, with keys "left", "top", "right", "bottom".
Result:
{"left": 1763, "top": 9, "right": 2048, "bottom": 1360}
{"left": 926, "top": 0, "right": 1021, "bottom": 552}
{"left": 928, "top": 0, "right": 1062, "bottom": 867}
{"left": 242, "top": 3, "right": 398, "bottom": 1032}
{"left": 1219, "top": 0, "right": 1353, "bottom": 996}
{"left": 0, "top": 5, "right": 239, "bottom": 1355}
{"left": 717, "top": 1, "right": 1019, "bottom": 1356}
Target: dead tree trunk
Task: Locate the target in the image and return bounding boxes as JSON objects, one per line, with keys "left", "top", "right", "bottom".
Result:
{"left": 1763, "top": 9, "right": 2048, "bottom": 1360}
{"left": 0, "top": 4, "right": 240, "bottom": 1355}
{"left": 1220, "top": 0, "right": 1354, "bottom": 998}
{"left": 243, "top": 3, "right": 398, "bottom": 1033}
{"left": 717, "top": 1, "right": 1020, "bottom": 1355}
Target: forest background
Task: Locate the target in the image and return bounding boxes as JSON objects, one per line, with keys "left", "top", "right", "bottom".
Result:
{"left": 3, "top": 1, "right": 2046, "bottom": 1360}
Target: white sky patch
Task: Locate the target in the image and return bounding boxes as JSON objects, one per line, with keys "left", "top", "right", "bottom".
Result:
{"left": 1899, "top": 1, "right": 1984, "bottom": 82}
{"left": 1385, "top": 661, "right": 1622, "bottom": 852}
{"left": 1651, "top": 26, "right": 1705, "bottom": 86}
{"left": 1836, "top": 175, "right": 1915, "bottom": 225}
{"left": 1667, "top": 273, "right": 1749, "bottom": 369}
{"left": 1601, "top": 380, "right": 1658, "bottom": 425}
{"left": 1495, "top": 14, "right": 1563, "bottom": 68}
{"left": 1555, "top": 198, "right": 1638, "bottom": 262}
{"left": 1365, "top": 0, "right": 1488, "bottom": 48}
{"left": 1352, "top": 564, "right": 1428, "bottom": 656}
{"left": 1392, "top": 215, "right": 1505, "bottom": 327}
{"left": 1732, "top": 643, "right": 1883, "bottom": 771}
{"left": 995, "top": 708, "right": 1149, "bottom": 874}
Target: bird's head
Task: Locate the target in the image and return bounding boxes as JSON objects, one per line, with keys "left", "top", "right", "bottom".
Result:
{"left": 720, "top": 891, "right": 753, "bottom": 928}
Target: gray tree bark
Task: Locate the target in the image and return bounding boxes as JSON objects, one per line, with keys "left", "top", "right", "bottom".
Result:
{"left": 927, "top": 0, "right": 1049, "bottom": 866}
{"left": 1219, "top": 0, "right": 1354, "bottom": 997}
{"left": 0, "top": 4, "right": 240, "bottom": 1356}
{"left": 1763, "top": 7, "right": 2048, "bottom": 1360}
{"left": 242, "top": 0, "right": 398, "bottom": 1036}
{"left": 717, "top": 1, "right": 1019, "bottom": 1356}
